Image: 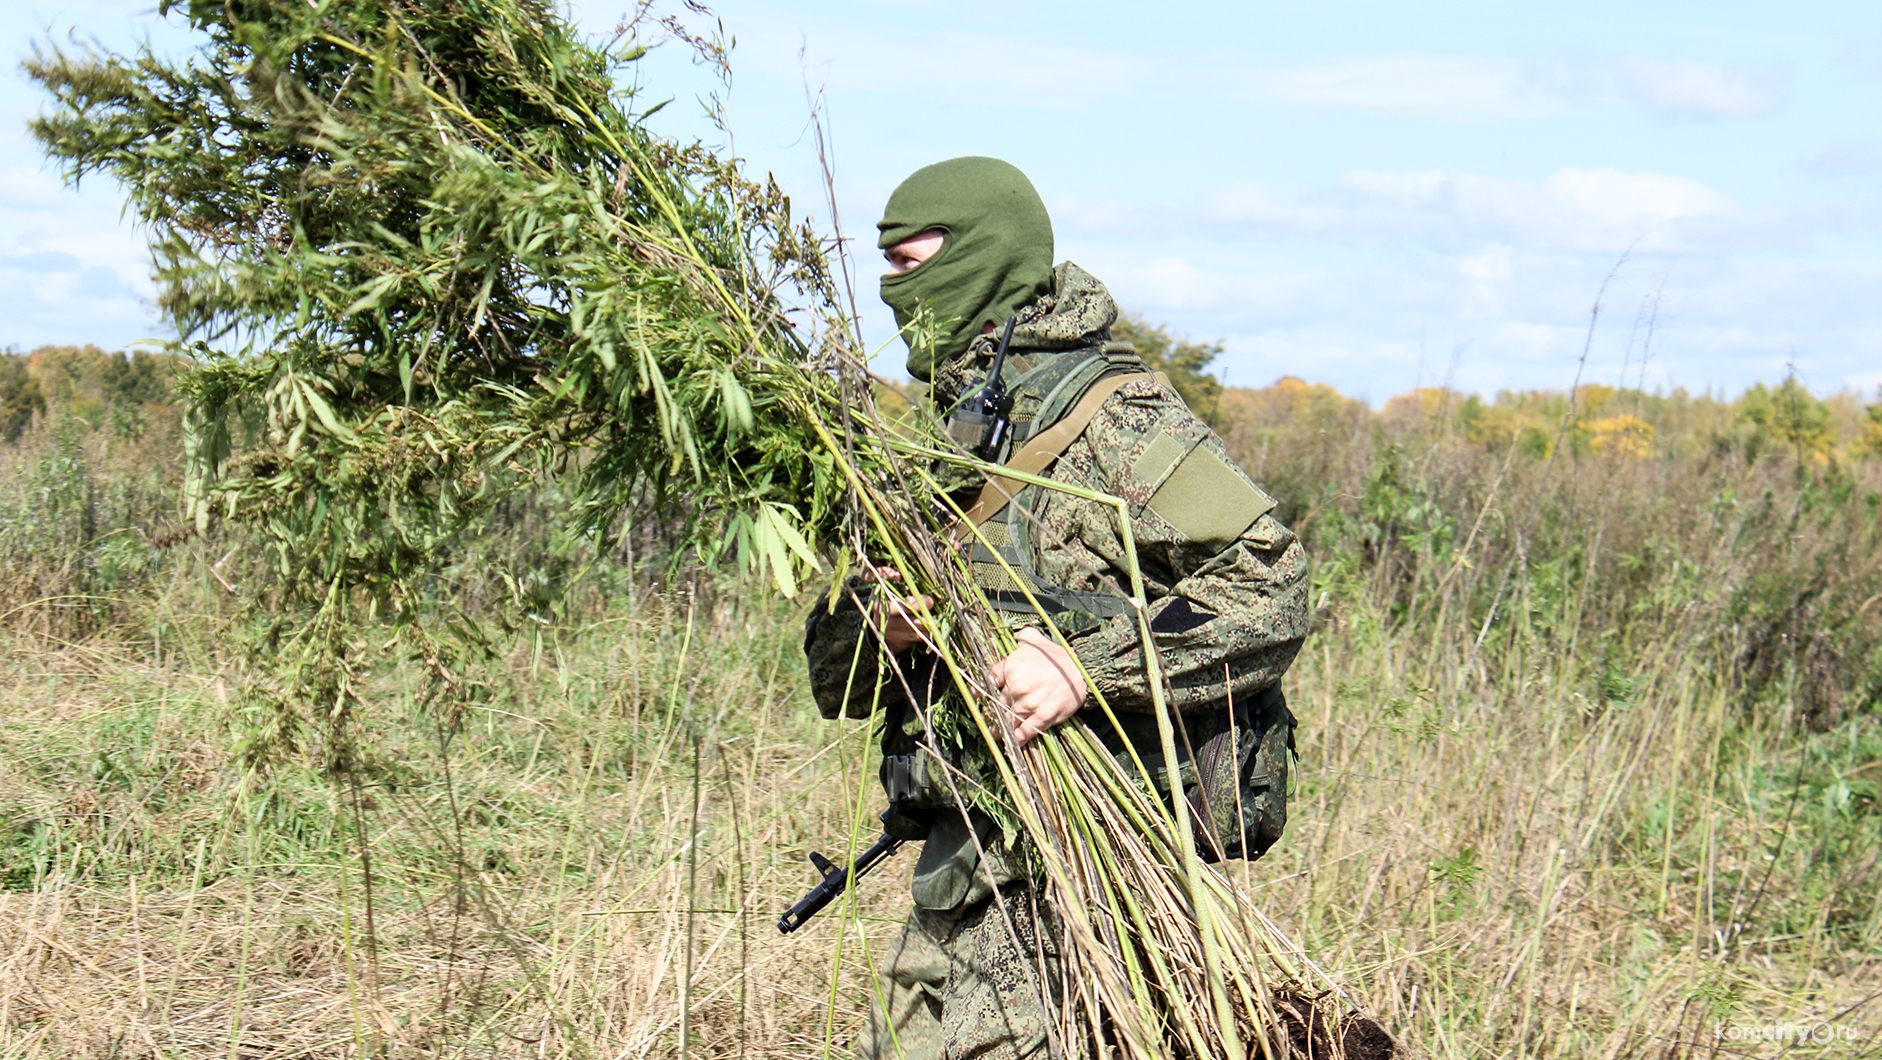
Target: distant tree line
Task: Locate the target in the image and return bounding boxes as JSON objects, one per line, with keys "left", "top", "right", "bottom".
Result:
{"left": 0, "top": 345, "right": 180, "bottom": 440}
{"left": 6, "top": 336, "right": 1879, "bottom": 467}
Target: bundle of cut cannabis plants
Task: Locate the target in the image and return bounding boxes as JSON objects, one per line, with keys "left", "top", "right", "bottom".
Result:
{"left": 856, "top": 456, "right": 1397, "bottom": 1060}
{"left": 30, "top": 0, "right": 853, "bottom": 765}
{"left": 30, "top": 1, "right": 1392, "bottom": 1055}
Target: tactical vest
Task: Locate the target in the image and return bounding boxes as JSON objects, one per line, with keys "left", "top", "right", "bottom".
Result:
{"left": 877, "top": 341, "right": 1154, "bottom": 838}
{"left": 951, "top": 340, "right": 1158, "bottom": 634}
{"left": 877, "top": 344, "right": 1296, "bottom": 885}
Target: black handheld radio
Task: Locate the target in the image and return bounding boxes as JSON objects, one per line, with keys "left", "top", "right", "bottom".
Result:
{"left": 944, "top": 316, "right": 1018, "bottom": 460}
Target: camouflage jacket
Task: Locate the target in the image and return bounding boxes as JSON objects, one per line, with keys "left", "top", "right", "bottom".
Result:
{"left": 927, "top": 262, "right": 1308, "bottom": 715}
{"left": 804, "top": 263, "right": 1310, "bottom": 909}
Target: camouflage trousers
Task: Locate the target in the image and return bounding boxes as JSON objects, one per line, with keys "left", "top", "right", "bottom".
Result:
{"left": 856, "top": 888, "right": 1082, "bottom": 1060}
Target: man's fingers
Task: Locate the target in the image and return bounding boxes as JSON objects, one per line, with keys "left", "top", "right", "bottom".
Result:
{"left": 872, "top": 592, "right": 937, "bottom": 655}
{"left": 1004, "top": 689, "right": 1051, "bottom": 745}
{"left": 989, "top": 628, "right": 1087, "bottom": 747}
{"left": 1007, "top": 705, "right": 1038, "bottom": 746}
{"left": 886, "top": 591, "right": 932, "bottom": 610}
{"left": 1012, "top": 707, "right": 1051, "bottom": 747}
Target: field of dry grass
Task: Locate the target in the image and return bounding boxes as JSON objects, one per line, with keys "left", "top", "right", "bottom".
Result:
{"left": 0, "top": 361, "right": 1878, "bottom": 1058}
{"left": 0, "top": 589, "right": 898, "bottom": 1059}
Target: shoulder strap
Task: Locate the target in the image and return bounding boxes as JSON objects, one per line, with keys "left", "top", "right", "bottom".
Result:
{"left": 951, "top": 369, "right": 1168, "bottom": 537}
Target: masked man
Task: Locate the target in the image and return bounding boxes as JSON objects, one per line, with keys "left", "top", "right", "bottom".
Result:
{"left": 803, "top": 156, "right": 1310, "bottom": 1060}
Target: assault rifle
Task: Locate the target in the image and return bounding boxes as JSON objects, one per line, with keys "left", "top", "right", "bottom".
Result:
{"left": 945, "top": 315, "right": 1018, "bottom": 460}
{"left": 776, "top": 812, "right": 905, "bottom": 934}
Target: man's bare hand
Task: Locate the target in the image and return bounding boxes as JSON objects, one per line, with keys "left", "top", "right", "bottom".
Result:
{"left": 990, "top": 627, "right": 1088, "bottom": 747}
{"left": 878, "top": 592, "right": 934, "bottom": 654}
{"left": 861, "top": 564, "right": 933, "bottom": 655}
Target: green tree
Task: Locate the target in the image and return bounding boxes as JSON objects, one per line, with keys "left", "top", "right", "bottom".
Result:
{"left": 1110, "top": 312, "right": 1224, "bottom": 423}
{"left": 1857, "top": 392, "right": 1882, "bottom": 459}
{"left": 25, "top": 344, "right": 111, "bottom": 407}
{"left": 0, "top": 354, "right": 46, "bottom": 441}
{"left": 100, "top": 349, "right": 175, "bottom": 405}
{"left": 1738, "top": 378, "right": 1832, "bottom": 460}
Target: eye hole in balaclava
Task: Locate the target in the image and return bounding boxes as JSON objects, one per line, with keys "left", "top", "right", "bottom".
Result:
{"left": 877, "top": 157, "right": 1054, "bottom": 382}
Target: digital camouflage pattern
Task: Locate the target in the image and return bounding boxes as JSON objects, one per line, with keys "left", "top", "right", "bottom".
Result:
{"left": 804, "top": 262, "right": 1311, "bottom": 1059}
{"left": 856, "top": 890, "right": 1073, "bottom": 1060}
{"left": 808, "top": 260, "right": 1310, "bottom": 832}
{"left": 935, "top": 263, "right": 1309, "bottom": 720}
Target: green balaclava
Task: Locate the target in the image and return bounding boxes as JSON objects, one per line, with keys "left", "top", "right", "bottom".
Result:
{"left": 878, "top": 157, "right": 1055, "bottom": 381}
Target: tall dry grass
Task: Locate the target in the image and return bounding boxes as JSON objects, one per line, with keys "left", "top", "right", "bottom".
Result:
{"left": 1223, "top": 378, "right": 1882, "bottom": 1056}
{"left": 0, "top": 378, "right": 1878, "bottom": 1057}
{"left": 0, "top": 583, "right": 898, "bottom": 1058}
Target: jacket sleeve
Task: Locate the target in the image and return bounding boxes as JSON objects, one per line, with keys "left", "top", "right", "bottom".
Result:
{"left": 803, "top": 581, "right": 908, "bottom": 721}
{"left": 1049, "top": 381, "right": 1311, "bottom": 714}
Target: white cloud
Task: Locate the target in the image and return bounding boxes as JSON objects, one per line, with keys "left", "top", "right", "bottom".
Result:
{"left": 617, "top": 9, "right": 1153, "bottom": 109}
{"left": 1045, "top": 193, "right": 1166, "bottom": 239}
{"left": 1459, "top": 244, "right": 1514, "bottom": 317}
{"left": 1114, "top": 256, "right": 1223, "bottom": 312}
{"left": 1616, "top": 58, "right": 1784, "bottom": 119}
{"left": 0, "top": 165, "right": 73, "bottom": 213}
{"left": 1092, "top": 245, "right": 1480, "bottom": 349}
{"left": 1206, "top": 167, "right": 1755, "bottom": 254}
{"left": 1809, "top": 140, "right": 1882, "bottom": 177}
{"left": 1241, "top": 55, "right": 1570, "bottom": 121}
{"left": 1218, "top": 53, "right": 1785, "bottom": 124}
{"left": 0, "top": 250, "right": 79, "bottom": 271}
{"left": 0, "top": 261, "right": 155, "bottom": 350}
{"left": 0, "top": 162, "right": 158, "bottom": 348}
{"left": 1845, "top": 367, "right": 1882, "bottom": 396}
{"left": 1488, "top": 321, "right": 1580, "bottom": 364}
{"left": 1542, "top": 168, "right": 1741, "bottom": 236}
{"left": 1073, "top": 219, "right": 1882, "bottom": 404}
{"left": 24, "top": 0, "right": 170, "bottom": 19}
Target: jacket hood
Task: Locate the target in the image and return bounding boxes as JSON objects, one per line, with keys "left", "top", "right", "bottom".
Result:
{"left": 928, "top": 261, "right": 1118, "bottom": 412}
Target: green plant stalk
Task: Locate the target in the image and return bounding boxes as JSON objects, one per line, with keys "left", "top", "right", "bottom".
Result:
{"left": 682, "top": 716, "right": 700, "bottom": 1060}
{"left": 886, "top": 432, "right": 1309, "bottom": 1056}
{"left": 903, "top": 564, "right": 1183, "bottom": 1054}
{"left": 333, "top": 790, "right": 367, "bottom": 1056}
{"left": 227, "top": 810, "right": 259, "bottom": 1060}
{"left": 918, "top": 458, "right": 1169, "bottom": 809}
{"left": 989, "top": 456, "right": 1244, "bottom": 1058}
{"left": 827, "top": 667, "right": 894, "bottom": 1060}
{"left": 1060, "top": 806, "right": 1171, "bottom": 1047}
{"left": 913, "top": 448, "right": 1250, "bottom": 1056}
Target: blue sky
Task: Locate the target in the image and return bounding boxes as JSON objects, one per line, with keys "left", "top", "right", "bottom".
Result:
{"left": 8, "top": 0, "right": 1879, "bottom": 403}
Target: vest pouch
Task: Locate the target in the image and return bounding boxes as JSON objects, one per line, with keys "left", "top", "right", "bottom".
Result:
{"left": 1083, "top": 684, "right": 1294, "bottom": 863}
{"left": 910, "top": 810, "right": 1019, "bottom": 912}
{"left": 879, "top": 748, "right": 957, "bottom": 811}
